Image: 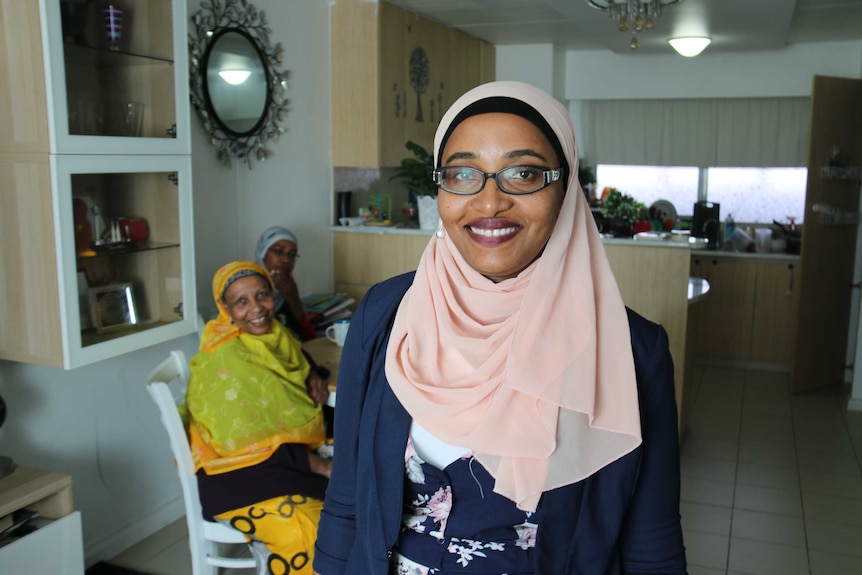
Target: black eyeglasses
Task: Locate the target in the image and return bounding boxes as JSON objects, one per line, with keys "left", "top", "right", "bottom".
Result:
{"left": 268, "top": 247, "right": 298, "bottom": 260}
{"left": 432, "top": 165, "right": 563, "bottom": 195}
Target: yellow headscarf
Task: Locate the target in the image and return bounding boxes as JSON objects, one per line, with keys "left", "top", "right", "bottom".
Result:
{"left": 186, "top": 260, "right": 325, "bottom": 475}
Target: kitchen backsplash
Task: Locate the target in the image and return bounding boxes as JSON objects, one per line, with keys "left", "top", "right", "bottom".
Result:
{"left": 333, "top": 167, "right": 411, "bottom": 225}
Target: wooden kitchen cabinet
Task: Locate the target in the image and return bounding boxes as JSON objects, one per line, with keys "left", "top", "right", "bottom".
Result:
{"left": 403, "top": 11, "right": 450, "bottom": 150}
{"left": 333, "top": 230, "right": 429, "bottom": 305}
{"left": 751, "top": 262, "right": 801, "bottom": 364}
{"left": 331, "top": 0, "right": 494, "bottom": 167}
{"left": 690, "top": 257, "right": 756, "bottom": 361}
{"left": 0, "top": 0, "right": 196, "bottom": 369}
{"left": 689, "top": 256, "right": 801, "bottom": 367}
{"left": 378, "top": 1, "right": 408, "bottom": 167}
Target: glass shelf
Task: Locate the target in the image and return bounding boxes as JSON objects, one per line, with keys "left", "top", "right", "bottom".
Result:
{"left": 64, "top": 42, "right": 174, "bottom": 68}
{"left": 81, "top": 319, "right": 176, "bottom": 348}
{"left": 77, "top": 241, "right": 180, "bottom": 262}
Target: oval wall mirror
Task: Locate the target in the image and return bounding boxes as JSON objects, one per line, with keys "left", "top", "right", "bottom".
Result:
{"left": 203, "top": 28, "right": 271, "bottom": 137}
{"left": 189, "top": 0, "right": 289, "bottom": 168}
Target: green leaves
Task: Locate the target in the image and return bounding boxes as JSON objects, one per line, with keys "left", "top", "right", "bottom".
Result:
{"left": 390, "top": 140, "right": 437, "bottom": 196}
{"left": 601, "top": 189, "right": 644, "bottom": 222}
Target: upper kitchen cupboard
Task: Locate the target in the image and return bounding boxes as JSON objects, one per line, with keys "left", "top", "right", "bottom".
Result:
{"left": 330, "top": 0, "right": 495, "bottom": 168}
{"left": 0, "top": 0, "right": 196, "bottom": 369}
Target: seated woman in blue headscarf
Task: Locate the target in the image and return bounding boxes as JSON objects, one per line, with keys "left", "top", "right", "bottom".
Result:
{"left": 255, "top": 226, "right": 317, "bottom": 342}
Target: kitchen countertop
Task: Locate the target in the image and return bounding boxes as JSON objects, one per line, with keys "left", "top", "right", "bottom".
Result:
{"left": 688, "top": 249, "right": 800, "bottom": 263}
{"left": 332, "top": 224, "right": 431, "bottom": 236}
{"left": 330, "top": 226, "right": 801, "bottom": 262}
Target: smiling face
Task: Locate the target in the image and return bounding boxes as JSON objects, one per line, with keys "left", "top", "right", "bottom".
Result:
{"left": 438, "top": 112, "right": 566, "bottom": 282}
{"left": 221, "top": 275, "right": 275, "bottom": 335}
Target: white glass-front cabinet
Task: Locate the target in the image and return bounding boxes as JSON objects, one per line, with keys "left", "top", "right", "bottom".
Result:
{"left": 0, "top": 0, "right": 195, "bottom": 369}
{"left": 42, "top": 0, "right": 191, "bottom": 155}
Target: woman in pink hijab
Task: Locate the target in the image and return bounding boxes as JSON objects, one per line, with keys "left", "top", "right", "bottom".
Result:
{"left": 314, "top": 81, "right": 686, "bottom": 574}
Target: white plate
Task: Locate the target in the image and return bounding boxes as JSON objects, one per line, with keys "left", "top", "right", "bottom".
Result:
{"left": 649, "top": 199, "right": 678, "bottom": 223}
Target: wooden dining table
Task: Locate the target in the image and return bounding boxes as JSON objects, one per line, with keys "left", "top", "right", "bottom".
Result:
{"left": 302, "top": 337, "right": 342, "bottom": 407}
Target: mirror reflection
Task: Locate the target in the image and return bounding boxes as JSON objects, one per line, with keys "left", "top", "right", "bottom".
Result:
{"left": 204, "top": 29, "right": 270, "bottom": 136}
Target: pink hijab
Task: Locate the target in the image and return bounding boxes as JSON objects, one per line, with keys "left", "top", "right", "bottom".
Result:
{"left": 385, "top": 81, "right": 642, "bottom": 511}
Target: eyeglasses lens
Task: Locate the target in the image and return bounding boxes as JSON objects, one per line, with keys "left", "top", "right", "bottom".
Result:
{"left": 269, "top": 248, "right": 297, "bottom": 259}
{"left": 437, "top": 166, "right": 556, "bottom": 195}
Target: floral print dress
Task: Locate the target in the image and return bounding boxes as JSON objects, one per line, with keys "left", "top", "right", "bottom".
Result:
{"left": 391, "top": 438, "right": 540, "bottom": 574}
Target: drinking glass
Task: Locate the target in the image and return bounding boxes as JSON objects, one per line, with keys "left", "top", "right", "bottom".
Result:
{"left": 103, "top": 5, "right": 123, "bottom": 51}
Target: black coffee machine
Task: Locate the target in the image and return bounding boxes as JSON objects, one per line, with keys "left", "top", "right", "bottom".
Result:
{"left": 692, "top": 202, "right": 720, "bottom": 249}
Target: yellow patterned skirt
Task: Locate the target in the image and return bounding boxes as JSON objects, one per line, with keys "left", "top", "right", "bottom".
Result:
{"left": 215, "top": 494, "right": 323, "bottom": 575}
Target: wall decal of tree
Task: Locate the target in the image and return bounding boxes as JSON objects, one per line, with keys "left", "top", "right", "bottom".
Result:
{"left": 409, "top": 47, "right": 429, "bottom": 122}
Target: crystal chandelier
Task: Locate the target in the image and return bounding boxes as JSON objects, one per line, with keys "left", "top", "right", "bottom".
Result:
{"left": 586, "top": 0, "right": 683, "bottom": 50}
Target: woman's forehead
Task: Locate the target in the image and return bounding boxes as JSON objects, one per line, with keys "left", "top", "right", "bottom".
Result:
{"left": 224, "top": 274, "right": 267, "bottom": 298}
{"left": 269, "top": 239, "right": 297, "bottom": 250}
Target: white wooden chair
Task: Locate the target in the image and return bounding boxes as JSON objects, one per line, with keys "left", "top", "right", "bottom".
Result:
{"left": 145, "top": 350, "right": 258, "bottom": 575}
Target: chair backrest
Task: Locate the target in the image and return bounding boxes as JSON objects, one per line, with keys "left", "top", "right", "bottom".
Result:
{"left": 146, "top": 350, "right": 255, "bottom": 575}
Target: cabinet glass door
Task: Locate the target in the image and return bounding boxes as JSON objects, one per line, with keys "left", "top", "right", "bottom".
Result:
{"left": 42, "top": 0, "right": 190, "bottom": 155}
{"left": 54, "top": 155, "right": 195, "bottom": 367}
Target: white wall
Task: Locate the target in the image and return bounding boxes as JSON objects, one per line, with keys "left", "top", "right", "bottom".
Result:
{"left": 495, "top": 44, "right": 555, "bottom": 96}
{"left": 497, "top": 40, "right": 862, "bottom": 165}
{"left": 0, "top": 0, "right": 333, "bottom": 566}
{"left": 564, "top": 41, "right": 862, "bottom": 100}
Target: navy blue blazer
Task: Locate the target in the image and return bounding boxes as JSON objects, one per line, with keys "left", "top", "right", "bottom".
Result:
{"left": 314, "top": 272, "right": 687, "bottom": 574}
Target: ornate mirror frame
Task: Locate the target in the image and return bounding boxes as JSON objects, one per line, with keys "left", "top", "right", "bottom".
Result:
{"left": 189, "top": 0, "right": 290, "bottom": 168}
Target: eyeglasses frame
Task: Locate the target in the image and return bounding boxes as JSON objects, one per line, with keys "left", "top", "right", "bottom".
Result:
{"left": 267, "top": 246, "right": 299, "bottom": 260}
{"left": 432, "top": 164, "right": 564, "bottom": 196}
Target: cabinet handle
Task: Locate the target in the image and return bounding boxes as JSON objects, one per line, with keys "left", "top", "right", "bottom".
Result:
{"left": 786, "top": 264, "right": 794, "bottom": 297}
{"left": 166, "top": 124, "right": 177, "bottom": 138}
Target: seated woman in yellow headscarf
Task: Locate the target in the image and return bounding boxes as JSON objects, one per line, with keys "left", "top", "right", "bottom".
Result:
{"left": 185, "top": 260, "right": 331, "bottom": 574}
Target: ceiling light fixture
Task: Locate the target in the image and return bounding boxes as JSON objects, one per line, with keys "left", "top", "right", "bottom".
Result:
{"left": 586, "top": 0, "right": 683, "bottom": 50}
{"left": 668, "top": 36, "right": 711, "bottom": 57}
{"left": 218, "top": 69, "right": 251, "bottom": 85}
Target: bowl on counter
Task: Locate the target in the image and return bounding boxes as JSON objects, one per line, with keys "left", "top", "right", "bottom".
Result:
{"left": 339, "top": 216, "right": 367, "bottom": 227}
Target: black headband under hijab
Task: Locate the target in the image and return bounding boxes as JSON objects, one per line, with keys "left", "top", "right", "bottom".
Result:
{"left": 221, "top": 269, "right": 268, "bottom": 300}
{"left": 436, "top": 96, "right": 570, "bottom": 182}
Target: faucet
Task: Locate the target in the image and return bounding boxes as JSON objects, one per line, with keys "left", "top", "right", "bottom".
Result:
{"left": 702, "top": 218, "right": 720, "bottom": 249}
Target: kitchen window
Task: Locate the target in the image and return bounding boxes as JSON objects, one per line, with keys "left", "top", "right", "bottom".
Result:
{"left": 595, "top": 165, "right": 806, "bottom": 224}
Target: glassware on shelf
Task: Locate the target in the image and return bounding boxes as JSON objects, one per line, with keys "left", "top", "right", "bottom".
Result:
{"left": 125, "top": 102, "right": 143, "bottom": 136}
{"left": 103, "top": 4, "right": 123, "bottom": 51}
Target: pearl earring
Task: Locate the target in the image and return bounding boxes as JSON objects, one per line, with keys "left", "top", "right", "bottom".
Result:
{"left": 436, "top": 227, "right": 445, "bottom": 238}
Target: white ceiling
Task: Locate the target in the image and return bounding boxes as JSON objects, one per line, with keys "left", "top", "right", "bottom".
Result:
{"left": 386, "top": 0, "right": 862, "bottom": 55}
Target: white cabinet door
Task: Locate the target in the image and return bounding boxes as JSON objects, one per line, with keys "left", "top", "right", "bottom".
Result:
{"left": 52, "top": 155, "right": 196, "bottom": 368}
{"left": 39, "top": 0, "right": 191, "bottom": 156}
{"left": 0, "top": 512, "right": 84, "bottom": 575}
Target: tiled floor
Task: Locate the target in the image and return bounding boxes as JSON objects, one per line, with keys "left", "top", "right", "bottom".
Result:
{"left": 106, "top": 366, "right": 862, "bottom": 575}
{"left": 682, "top": 366, "right": 862, "bottom": 575}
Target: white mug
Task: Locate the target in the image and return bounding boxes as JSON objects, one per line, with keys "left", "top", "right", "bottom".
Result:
{"left": 325, "top": 319, "right": 350, "bottom": 347}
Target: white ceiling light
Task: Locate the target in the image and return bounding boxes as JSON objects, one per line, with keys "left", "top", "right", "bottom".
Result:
{"left": 218, "top": 69, "right": 251, "bottom": 85}
{"left": 586, "top": 0, "right": 683, "bottom": 50}
{"left": 668, "top": 37, "right": 711, "bottom": 57}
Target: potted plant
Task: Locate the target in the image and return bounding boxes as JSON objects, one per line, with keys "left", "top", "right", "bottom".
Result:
{"left": 600, "top": 188, "right": 644, "bottom": 237}
{"left": 390, "top": 140, "right": 438, "bottom": 229}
